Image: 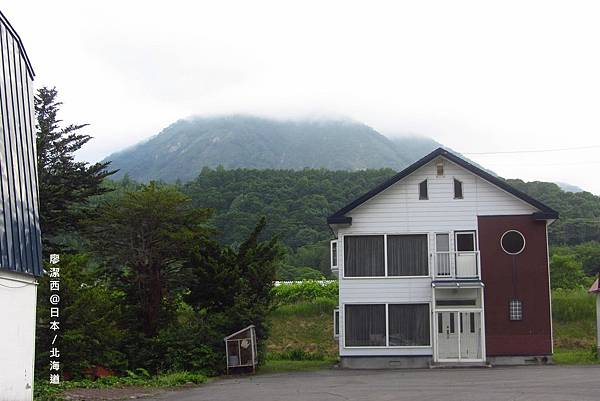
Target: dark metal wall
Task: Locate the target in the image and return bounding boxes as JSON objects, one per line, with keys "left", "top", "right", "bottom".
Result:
{"left": 0, "top": 15, "right": 41, "bottom": 277}
{"left": 478, "top": 215, "right": 552, "bottom": 356}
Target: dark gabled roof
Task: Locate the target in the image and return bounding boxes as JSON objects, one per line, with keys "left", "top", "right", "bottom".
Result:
{"left": 327, "top": 147, "right": 559, "bottom": 225}
{"left": 0, "top": 10, "right": 35, "bottom": 79}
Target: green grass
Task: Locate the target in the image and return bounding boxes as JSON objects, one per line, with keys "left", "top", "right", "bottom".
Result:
{"left": 271, "top": 297, "right": 337, "bottom": 318}
{"left": 553, "top": 348, "right": 599, "bottom": 365}
{"left": 552, "top": 288, "right": 596, "bottom": 322}
{"left": 267, "top": 299, "right": 338, "bottom": 358}
{"left": 260, "top": 359, "right": 336, "bottom": 374}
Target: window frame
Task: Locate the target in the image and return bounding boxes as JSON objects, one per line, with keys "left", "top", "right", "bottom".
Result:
{"left": 343, "top": 234, "right": 385, "bottom": 278}
{"left": 501, "top": 230, "right": 526, "bottom": 255}
{"left": 330, "top": 239, "right": 338, "bottom": 269}
{"left": 453, "top": 178, "right": 463, "bottom": 199}
{"left": 342, "top": 302, "right": 432, "bottom": 349}
{"left": 509, "top": 299, "right": 523, "bottom": 321}
{"left": 386, "top": 234, "right": 430, "bottom": 277}
{"left": 342, "top": 233, "right": 430, "bottom": 279}
{"left": 333, "top": 308, "right": 340, "bottom": 339}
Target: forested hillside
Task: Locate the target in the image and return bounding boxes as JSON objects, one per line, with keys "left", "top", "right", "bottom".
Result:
{"left": 176, "top": 168, "right": 600, "bottom": 278}
{"left": 106, "top": 115, "right": 441, "bottom": 182}
{"left": 507, "top": 179, "right": 600, "bottom": 245}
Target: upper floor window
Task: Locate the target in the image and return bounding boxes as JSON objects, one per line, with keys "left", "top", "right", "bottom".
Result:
{"left": 330, "top": 240, "right": 338, "bottom": 268}
{"left": 344, "top": 234, "right": 429, "bottom": 277}
{"left": 344, "top": 235, "right": 385, "bottom": 277}
{"left": 419, "top": 180, "right": 428, "bottom": 200}
{"left": 454, "top": 179, "right": 463, "bottom": 199}
{"left": 501, "top": 230, "right": 525, "bottom": 255}
{"left": 387, "top": 234, "right": 428, "bottom": 276}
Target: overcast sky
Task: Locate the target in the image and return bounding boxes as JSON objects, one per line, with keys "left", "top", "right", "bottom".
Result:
{"left": 4, "top": 1, "right": 600, "bottom": 194}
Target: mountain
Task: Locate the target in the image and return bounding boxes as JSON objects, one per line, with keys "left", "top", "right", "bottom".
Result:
{"left": 556, "top": 182, "right": 584, "bottom": 193}
{"left": 106, "top": 115, "right": 442, "bottom": 182}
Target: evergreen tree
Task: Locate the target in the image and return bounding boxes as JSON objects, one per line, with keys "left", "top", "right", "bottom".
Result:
{"left": 35, "top": 87, "right": 116, "bottom": 250}
{"left": 85, "top": 182, "right": 213, "bottom": 337}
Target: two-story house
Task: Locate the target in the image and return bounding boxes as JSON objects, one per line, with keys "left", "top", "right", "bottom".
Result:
{"left": 328, "top": 148, "right": 557, "bottom": 368}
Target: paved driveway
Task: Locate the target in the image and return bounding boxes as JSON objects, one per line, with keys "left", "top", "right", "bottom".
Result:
{"left": 150, "top": 365, "right": 600, "bottom": 401}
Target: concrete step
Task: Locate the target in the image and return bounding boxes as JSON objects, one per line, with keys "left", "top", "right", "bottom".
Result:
{"left": 429, "top": 362, "right": 491, "bottom": 369}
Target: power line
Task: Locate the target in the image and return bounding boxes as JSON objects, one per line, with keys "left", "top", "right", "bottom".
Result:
{"left": 461, "top": 144, "right": 600, "bottom": 155}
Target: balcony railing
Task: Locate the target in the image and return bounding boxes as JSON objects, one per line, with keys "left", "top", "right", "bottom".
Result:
{"left": 433, "top": 251, "right": 479, "bottom": 279}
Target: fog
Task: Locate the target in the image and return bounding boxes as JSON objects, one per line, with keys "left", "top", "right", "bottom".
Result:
{"left": 4, "top": 0, "right": 600, "bottom": 193}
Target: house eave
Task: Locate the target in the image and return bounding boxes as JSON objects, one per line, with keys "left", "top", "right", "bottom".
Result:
{"left": 327, "top": 216, "right": 352, "bottom": 225}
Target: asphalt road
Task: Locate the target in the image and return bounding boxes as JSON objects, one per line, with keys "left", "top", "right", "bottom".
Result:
{"left": 149, "top": 365, "right": 600, "bottom": 401}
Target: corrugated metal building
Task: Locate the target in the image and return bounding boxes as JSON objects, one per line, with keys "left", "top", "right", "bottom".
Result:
{"left": 0, "top": 9, "right": 41, "bottom": 401}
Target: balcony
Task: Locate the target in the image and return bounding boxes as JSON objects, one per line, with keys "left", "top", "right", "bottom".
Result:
{"left": 434, "top": 251, "right": 479, "bottom": 279}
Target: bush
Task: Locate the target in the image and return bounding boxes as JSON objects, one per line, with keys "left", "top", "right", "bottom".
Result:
{"left": 272, "top": 280, "right": 338, "bottom": 305}
{"left": 552, "top": 288, "right": 596, "bottom": 322}
{"left": 550, "top": 254, "right": 594, "bottom": 290}
{"left": 35, "top": 254, "right": 127, "bottom": 378}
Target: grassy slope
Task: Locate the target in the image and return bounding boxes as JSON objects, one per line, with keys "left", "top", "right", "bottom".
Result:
{"left": 267, "top": 299, "right": 338, "bottom": 358}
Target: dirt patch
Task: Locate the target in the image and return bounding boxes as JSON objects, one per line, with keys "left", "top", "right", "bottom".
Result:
{"left": 63, "top": 384, "right": 201, "bottom": 401}
{"left": 63, "top": 387, "right": 164, "bottom": 400}
{"left": 554, "top": 337, "right": 595, "bottom": 349}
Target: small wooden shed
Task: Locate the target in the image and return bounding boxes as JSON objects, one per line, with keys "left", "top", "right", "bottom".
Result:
{"left": 224, "top": 325, "right": 258, "bottom": 374}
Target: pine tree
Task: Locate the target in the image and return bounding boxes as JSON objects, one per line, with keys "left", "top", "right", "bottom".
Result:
{"left": 35, "top": 87, "right": 116, "bottom": 251}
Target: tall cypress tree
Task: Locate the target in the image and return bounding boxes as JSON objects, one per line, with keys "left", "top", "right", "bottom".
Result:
{"left": 35, "top": 87, "right": 116, "bottom": 251}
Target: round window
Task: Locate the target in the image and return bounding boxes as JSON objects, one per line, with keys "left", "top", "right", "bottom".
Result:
{"left": 501, "top": 230, "right": 525, "bottom": 255}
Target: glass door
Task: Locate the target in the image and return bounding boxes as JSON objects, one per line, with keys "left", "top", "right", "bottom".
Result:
{"left": 455, "top": 231, "right": 477, "bottom": 277}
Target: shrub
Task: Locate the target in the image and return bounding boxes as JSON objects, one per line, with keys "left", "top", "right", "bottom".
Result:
{"left": 272, "top": 280, "right": 338, "bottom": 305}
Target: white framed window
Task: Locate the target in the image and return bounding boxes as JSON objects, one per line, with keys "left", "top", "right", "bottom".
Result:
{"left": 344, "top": 235, "right": 385, "bottom": 277}
{"left": 344, "top": 303, "right": 431, "bottom": 348}
{"left": 509, "top": 299, "right": 523, "bottom": 321}
{"left": 330, "top": 240, "right": 338, "bottom": 269}
{"left": 333, "top": 308, "right": 340, "bottom": 339}
{"left": 343, "top": 234, "right": 429, "bottom": 278}
{"left": 501, "top": 230, "right": 526, "bottom": 255}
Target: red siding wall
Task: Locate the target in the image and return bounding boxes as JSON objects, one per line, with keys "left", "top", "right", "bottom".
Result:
{"left": 478, "top": 215, "right": 552, "bottom": 356}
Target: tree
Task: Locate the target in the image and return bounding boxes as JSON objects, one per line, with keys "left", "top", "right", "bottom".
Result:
{"left": 36, "top": 87, "right": 116, "bottom": 250}
{"left": 185, "top": 217, "right": 283, "bottom": 365}
{"left": 550, "top": 254, "right": 592, "bottom": 290}
{"left": 85, "top": 182, "right": 213, "bottom": 337}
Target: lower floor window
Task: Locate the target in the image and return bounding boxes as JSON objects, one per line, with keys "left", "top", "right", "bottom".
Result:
{"left": 344, "top": 303, "right": 430, "bottom": 347}
{"left": 345, "top": 304, "right": 386, "bottom": 346}
{"left": 389, "top": 304, "right": 430, "bottom": 346}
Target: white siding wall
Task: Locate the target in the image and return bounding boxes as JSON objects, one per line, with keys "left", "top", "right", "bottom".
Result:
{"left": 336, "top": 157, "right": 537, "bottom": 357}
{"left": 0, "top": 271, "right": 37, "bottom": 401}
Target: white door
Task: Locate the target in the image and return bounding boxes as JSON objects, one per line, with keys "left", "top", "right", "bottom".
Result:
{"left": 436, "top": 312, "right": 459, "bottom": 360}
{"left": 455, "top": 232, "right": 477, "bottom": 277}
{"left": 460, "top": 312, "right": 483, "bottom": 360}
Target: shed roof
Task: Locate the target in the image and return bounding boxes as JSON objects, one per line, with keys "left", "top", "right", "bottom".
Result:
{"left": 0, "top": 10, "right": 35, "bottom": 79}
{"left": 327, "top": 147, "right": 559, "bottom": 225}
